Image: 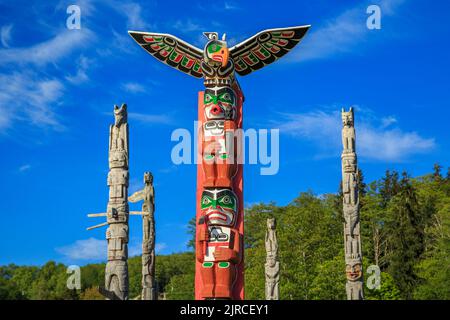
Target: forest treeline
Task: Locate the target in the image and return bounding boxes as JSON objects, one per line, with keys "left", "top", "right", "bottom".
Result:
{"left": 1, "top": 164, "right": 449, "bottom": 300}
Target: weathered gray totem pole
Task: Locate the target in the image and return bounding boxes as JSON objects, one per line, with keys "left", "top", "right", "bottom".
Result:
{"left": 265, "top": 218, "right": 280, "bottom": 300}
{"left": 105, "top": 103, "right": 130, "bottom": 300}
{"left": 87, "top": 104, "right": 130, "bottom": 300}
{"left": 341, "top": 107, "right": 363, "bottom": 300}
{"left": 129, "top": 172, "right": 157, "bottom": 300}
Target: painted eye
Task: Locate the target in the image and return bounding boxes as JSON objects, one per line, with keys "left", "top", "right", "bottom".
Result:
{"left": 221, "top": 195, "right": 231, "bottom": 204}
{"left": 205, "top": 95, "right": 212, "bottom": 102}
{"left": 202, "top": 197, "right": 211, "bottom": 205}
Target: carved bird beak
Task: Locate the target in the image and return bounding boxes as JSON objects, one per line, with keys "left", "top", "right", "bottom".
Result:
{"left": 213, "top": 47, "right": 229, "bottom": 68}
{"left": 221, "top": 47, "right": 229, "bottom": 68}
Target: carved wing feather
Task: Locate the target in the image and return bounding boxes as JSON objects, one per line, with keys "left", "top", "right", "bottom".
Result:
{"left": 128, "top": 31, "right": 204, "bottom": 78}
{"left": 229, "top": 25, "right": 310, "bottom": 76}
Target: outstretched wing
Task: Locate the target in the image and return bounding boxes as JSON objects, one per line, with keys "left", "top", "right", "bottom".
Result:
{"left": 229, "top": 25, "right": 310, "bottom": 76}
{"left": 128, "top": 31, "right": 204, "bottom": 78}
{"left": 129, "top": 189, "right": 145, "bottom": 203}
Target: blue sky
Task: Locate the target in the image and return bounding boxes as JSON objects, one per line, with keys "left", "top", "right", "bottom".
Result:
{"left": 0, "top": 0, "right": 449, "bottom": 266}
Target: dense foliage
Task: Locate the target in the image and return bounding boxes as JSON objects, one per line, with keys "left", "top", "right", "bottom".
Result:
{"left": 1, "top": 165, "right": 449, "bottom": 300}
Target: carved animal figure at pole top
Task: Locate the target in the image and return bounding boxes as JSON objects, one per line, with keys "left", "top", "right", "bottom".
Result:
{"left": 341, "top": 107, "right": 355, "bottom": 154}
{"left": 128, "top": 26, "right": 310, "bottom": 81}
{"left": 109, "top": 104, "right": 128, "bottom": 168}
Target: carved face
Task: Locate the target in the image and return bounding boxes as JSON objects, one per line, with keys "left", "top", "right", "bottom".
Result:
{"left": 204, "top": 86, "right": 236, "bottom": 120}
{"left": 114, "top": 104, "right": 127, "bottom": 126}
{"left": 343, "top": 157, "right": 356, "bottom": 173}
{"left": 341, "top": 109, "right": 354, "bottom": 126}
{"left": 201, "top": 189, "right": 237, "bottom": 226}
{"left": 204, "top": 39, "right": 229, "bottom": 68}
{"left": 267, "top": 218, "right": 276, "bottom": 230}
{"left": 345, "top": 261, "right": 362, "bottom": 281}
{"left": 266, "top": 256, "right": 277, "bottom": 267}
{"left": 144, "top": 172, "right": 153, "bottom": 184}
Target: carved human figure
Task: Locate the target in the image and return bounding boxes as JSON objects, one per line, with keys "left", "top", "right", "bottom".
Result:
{"left": 129, "top": 172, "right": 156, "bottom": 300}
{"left": 107, "top": 170, "right": 129, "bottom": 200}
{"left": 196, "top": 189, "right": 241, "bottom": 299}
{"left": 341, "top": 108, "right": 355, "bottom": 153}
{"left": 345, "top": 233, "right": 361, "bottom": 260}
{"left": 105, "top": 261, "right": 128, "bottom": 300}
{"left": 346, "top": 173, "right": 358, "bottom": 205}
{"left": 345, "top": 259, "right": 363, "bottom": 300}
{"left": 265, "top": 218, "right": 280, "bottom": 300}
{"left": 346, "top": 281, "right": 363, "bottom": 300}
{"left": 202, "top": 85, "right": 238, "bottom": 188}
{"left": 344, "top": 204, "right": 359, "bottom": 236}
{"left": 106, "top": 224, "right": 129, "bottom": 260}
{"left": 141, "top": 172, "right": 156, "bottom": 300}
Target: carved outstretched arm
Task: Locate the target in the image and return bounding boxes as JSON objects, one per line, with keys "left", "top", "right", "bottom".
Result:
{"left": 195, "top": 219, "right": 208, "bottom": 263}
{"left": 129, "top": 189, "right": 144, "bottom": 203}
{"left": 213, "top": 229, "right": 241, "bottom": 264}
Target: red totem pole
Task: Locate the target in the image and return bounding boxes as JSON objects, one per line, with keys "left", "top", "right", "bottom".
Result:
{"left": 129, "top": 26, "right": 310, "bottom": 300}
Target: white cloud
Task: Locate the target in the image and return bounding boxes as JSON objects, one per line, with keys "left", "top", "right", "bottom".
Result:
{"left": 57, "top": 238, "right": 167, "bottom": 261}
{"left": 0, "top": 110, "right": 10, "bottom": 129}
{"left": 128, "top": 112, "right": 174, "bottom": 125}
{"left": 277, "top": 110, "right": 340, "bottom": 141}
{"left": 224, "top": 2, "right": 240, "bottom": 10}
{"left": 56, "top": 238, "right": 106, "bottom": 261}
{"left": 358, "top": 127, "right": 435, "bottom": 161}
{"left": 0, "top": 72, "right": 65, "bottom": 131}
{"left": 121, "top": 82, "right": 146, "bottom": 94}
{"left": 290, "top": 0, "right": 406, "bottom": 62}
{"left": 381, "top": 116, "right": 397, "bottom": 128}
{"left": 128, "top": 241, "right": 167, "bottom": 257}
{"left": 1, "top": 24, "right": 13, "bottom": 48}
{"left": 65, "top": 55, "right": 92, "bottom": 84}
{"left": 197, "top": 1, "right": 240, "bottom": 12}
{"left": 0, "top": 28, "right": 94, "bottom": 66}
{"left": 98, "top": 28, "right": 139, "bottom": 56}
{"left": 18, "top": 164, "right": 31, "bottom": 172}
{"left": 172, "top": 19, "right": 203, "bottom": 33}
{"left": 276, "top": 108, "right": 435, "bottom": 162}
{"left": 118, "top": 2, "right": 150, "bottom": 30}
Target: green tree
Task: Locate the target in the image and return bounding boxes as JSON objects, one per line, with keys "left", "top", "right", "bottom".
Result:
{"left": 165, "top": 273, "right": 195, "bottom": 300}
{"left": 365, "top": 272, "right": 401, "bottom": 300}
{"left": 386, "top": 172, "right": 424, "bottom": 299}
{"left": 414, "top": 186, "right": 450, "bottom": 299}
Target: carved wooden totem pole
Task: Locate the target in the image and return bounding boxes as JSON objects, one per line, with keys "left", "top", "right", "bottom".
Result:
{"left": 265, "top": 218, "right": 280, "bottom": 300}
{"left": 87, "top": 104, "right": 130, "bottom": 300}
{"left": 129, "top": 172, "right": 157, "bottom": 300}
{"left": 105, "top": 103, "right": 130, "bottom": 300}
{"left": 341, "top": 107, "right": 363, "bottom": 300}
{"left": 129, "top": 25, "right": 309, "bottom": 300}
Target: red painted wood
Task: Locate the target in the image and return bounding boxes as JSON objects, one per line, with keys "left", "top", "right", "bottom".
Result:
{"left": 195, "top": 86, "right": 244, "bottom": 300}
